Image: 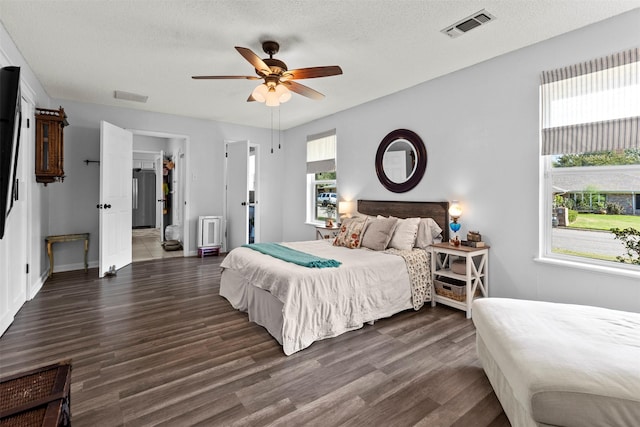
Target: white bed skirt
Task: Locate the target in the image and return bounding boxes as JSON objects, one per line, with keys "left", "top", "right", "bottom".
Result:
{"left": 220, "top": 268, "right": 285, "bottom": 345}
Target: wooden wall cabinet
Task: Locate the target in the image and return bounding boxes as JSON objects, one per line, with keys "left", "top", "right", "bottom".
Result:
{"left": 35, "top": 107, "right": 68, "bottom": 185}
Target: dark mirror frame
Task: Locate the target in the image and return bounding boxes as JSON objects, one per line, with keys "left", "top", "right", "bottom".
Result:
{"left": 375, "top": 129, "right": 427, "bottom": 193}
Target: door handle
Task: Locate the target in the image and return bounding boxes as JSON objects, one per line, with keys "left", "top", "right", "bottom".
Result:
{"left": 241, "top": 202, "right": 247, "bottom": 206}
{"left": 105, "top": 204, "right": 112, "bottom": 209}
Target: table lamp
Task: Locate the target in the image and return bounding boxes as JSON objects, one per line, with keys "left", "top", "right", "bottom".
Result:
{"left": 448, "top": 201, "right": 462, "bottom": 245}
{"left": 338, "top": 200, "right": 354, "bottom": 221}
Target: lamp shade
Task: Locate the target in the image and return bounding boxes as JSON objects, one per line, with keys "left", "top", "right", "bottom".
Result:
{"left": 265, "top": 90, "right": 280, "bottom": 107}
{"left": 338, "top": 200, "right": 354, "bottom": 217}
{"left": 275, "top": 84, "right": 291, "bottom": 102}
{"left": 252, "top": 84, "right": 268, "bottom": 103}
{"left": 448, "top": 201, "right": 462, "bottom": 220}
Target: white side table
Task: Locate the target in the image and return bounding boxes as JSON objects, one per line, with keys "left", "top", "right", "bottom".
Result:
{"left": 430, "top": 242, "right": 489, "bottom": 319}
{"left": 315, "top": 225, "right": 340, "bottom": 240}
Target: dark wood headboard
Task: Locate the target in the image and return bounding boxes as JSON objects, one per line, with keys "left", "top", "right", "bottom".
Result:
{"left": 357, "top": 200, "right": 450, "bottom": 242}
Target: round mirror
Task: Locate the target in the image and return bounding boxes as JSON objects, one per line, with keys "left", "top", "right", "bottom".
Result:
{"left": 375, "top": 129, "right": 427, "bottom": 193}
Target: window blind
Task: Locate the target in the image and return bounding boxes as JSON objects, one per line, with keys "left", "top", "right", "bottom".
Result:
{"left": 540, "top": 48, "right": 639, "bottom": 155}
{"left": 307, "top": 130, "right": 336, "bottom": 174}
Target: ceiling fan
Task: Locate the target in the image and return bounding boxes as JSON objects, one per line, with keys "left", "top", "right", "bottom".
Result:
{"left": 192, "top": 41, "right": 343, "bottom": 107}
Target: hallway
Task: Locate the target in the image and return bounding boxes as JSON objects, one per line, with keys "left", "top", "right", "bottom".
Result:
{"left": 132, "top": 228, "right": 183, "bottom": 262}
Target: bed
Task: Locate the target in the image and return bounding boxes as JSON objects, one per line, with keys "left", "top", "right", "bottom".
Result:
{"left": 473, "top": 298, "right": 640, "bottom": 427}
{"left": 219, "top": 200, "right": 449, "bottom": 355}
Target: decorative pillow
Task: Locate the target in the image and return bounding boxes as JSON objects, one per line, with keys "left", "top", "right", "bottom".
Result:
{"left": 387, "top": 217, "right": 420, "bottom": 250}
{"left": 333, "top": 217, "right": 368, "bottom": 249}
{"left": 415, "top": 218, "right": 443, "bottom": 248}
{"left": 360, "top": 217, "right": 398, "bottom": 251}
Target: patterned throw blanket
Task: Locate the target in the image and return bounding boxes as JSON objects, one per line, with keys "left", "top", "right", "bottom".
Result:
{"left": 242, "top": 242, "right": 342, "bottom": 268}
{"left": 385, "top": 248, "right": 432, "bottom": 310}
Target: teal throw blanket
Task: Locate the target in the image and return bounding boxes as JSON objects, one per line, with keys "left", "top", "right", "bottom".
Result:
{"left": 242, "top": 242, "right": 341, "bottom": 268}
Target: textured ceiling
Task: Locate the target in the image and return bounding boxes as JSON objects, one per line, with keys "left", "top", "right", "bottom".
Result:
{"left": 0, "top": 1, "right": 638, "bottom": 129}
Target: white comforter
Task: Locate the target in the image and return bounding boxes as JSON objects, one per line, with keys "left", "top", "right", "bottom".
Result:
{"left": 220, "top": 240, "right": 416, "bottom": 355}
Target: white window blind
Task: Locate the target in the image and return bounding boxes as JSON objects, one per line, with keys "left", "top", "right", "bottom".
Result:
{"left": 540, "top": 48, "right": 639, "bottom": 155}
{"left": 307, "top": 130, "right": 336, "bottom": 174}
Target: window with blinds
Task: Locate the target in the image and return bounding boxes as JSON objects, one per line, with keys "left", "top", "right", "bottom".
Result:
{"left": 540, "top": 48, "right": 640, "bottom": 270}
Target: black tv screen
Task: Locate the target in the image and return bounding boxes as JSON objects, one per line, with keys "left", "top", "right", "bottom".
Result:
{"left": 0, "top": 66, "right": 21, "bottom": 240}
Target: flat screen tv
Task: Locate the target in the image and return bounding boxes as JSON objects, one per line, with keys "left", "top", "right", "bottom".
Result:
{"left": 0, "top": 66, "right": 21, "bottom": 240}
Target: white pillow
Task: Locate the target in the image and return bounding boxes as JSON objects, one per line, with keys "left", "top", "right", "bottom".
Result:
{"left": 387, "top": 217, "right": 420, "bottom": 250}
{"left": 415, "top": 218, "right": 443, "bottom": 248}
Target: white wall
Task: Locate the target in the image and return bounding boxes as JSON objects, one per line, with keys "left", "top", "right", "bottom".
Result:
{"left": 133, "top": 134, "right": 169, "bottom": 153}
{"left": 46, "top": 99, "right": 285, "bottom": 268}
{"left": 1, "top": 9, "right": 638, "bottom": 336}
{"left": 0, "top": 22, "right": 52, "bottom": 333}
{"left": 282, "top": 9, "right": 640, "bottom": 313}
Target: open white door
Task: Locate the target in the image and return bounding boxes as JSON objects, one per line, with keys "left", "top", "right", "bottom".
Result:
{"left": 99, "top": 121, "right": 133, "bottom": 277}
{"left": 225, "top": 141, "right": 249, "bottom": 250}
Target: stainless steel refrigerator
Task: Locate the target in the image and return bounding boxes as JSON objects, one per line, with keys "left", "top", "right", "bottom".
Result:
{"left": 132, "top": 169, "right": 156, "bottom": 228}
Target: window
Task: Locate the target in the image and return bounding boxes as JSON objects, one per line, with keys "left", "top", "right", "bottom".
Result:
{"left": 307, "top": 130, "right": 337, "bottom": 224}
{"left": 540, "top": 48, "right": 640, "bottom": 269}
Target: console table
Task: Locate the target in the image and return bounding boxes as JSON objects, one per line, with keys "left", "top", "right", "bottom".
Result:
{"left": 45, "top": 233, "right": 89, "bottom": 278}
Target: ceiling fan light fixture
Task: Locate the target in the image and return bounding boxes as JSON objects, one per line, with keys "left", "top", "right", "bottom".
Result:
{"left": 194, "top": 41, "right": 341, "bottom": 105}
{"left": 275, "top": 84, "right": 291, "bottom": 103}
{"left": 252, "top": 83, "right": 268, "bottom": 103}
{"left": 265, "top": 90, "right": 280, "bottom": 107}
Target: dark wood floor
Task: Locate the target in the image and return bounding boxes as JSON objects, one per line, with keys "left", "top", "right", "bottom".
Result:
{"left": 0, "top": 256, "right": 510, "bottom": 426}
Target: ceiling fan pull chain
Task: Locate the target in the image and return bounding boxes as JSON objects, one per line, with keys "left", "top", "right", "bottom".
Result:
{"left": 278, "top": 107, "right": 281, "bottom": 150}
{"left": 270, "top": 108, "right": 274, "bottom": 154}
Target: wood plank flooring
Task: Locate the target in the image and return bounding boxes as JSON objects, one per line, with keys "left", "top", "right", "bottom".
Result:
{"left": 0, "top": 256, "right": 510, "bottom": 426}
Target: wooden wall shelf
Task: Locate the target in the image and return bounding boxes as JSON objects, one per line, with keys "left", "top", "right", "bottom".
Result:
{"left": 35, "top": 106, "right": 68, "bottom": 185}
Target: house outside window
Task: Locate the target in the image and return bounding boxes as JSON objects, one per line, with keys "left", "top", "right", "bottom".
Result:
{"left": 306, "top": 130, "right": 337, "bottom": 224}
{"left": 540, "top": 48, "right": 640, "bottom": 270}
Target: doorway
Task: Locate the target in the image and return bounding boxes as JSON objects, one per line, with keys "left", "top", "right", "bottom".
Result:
{"left": 98, "top": 126, "right": 189, "bottom": 273}
{"left": 130, "top": 134, "right": 187, "bottom": 262}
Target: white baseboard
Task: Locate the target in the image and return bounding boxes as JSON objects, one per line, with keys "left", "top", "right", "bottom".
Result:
{"left": 52, "top": 261, "right": 98, "bottom": 275}
{"left": 0, "top": 311, "right": 15, "bottom": 337}
{"left": 29, "top": 271, "right": 46, "bottom": 300}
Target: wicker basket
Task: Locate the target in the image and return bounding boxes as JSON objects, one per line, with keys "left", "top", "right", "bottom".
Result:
{"left": 0, "top": 360, "right": 71, "bottom": 427}
{"left": 434, "top": 277, "right": 479, "bottom": 302}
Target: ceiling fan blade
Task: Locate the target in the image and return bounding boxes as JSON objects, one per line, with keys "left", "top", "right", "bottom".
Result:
{"left": 247, "top": 93, "right": 256, "bottom": 102}
{"left": 192, "top": 75, "right": 261, "bottom": 80}
{"left": 283, "top": 81, "right": 325, "bottom": 100}
{"left": 281, "top": 66, "right": 343, "bottom": 81}
{"left": 235, "top": 46, "right": 272, "bottom": 76}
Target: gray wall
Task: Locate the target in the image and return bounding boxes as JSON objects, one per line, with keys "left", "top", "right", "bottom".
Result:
{"left": 281, "top": 9, "right": 640, "bottom": 312}
{"left": 46, "top": 99, "right": 286, "bottom": 267}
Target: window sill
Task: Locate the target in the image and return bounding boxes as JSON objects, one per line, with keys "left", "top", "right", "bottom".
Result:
{"left": 534, "top": 256, "right": 640, "bottom": 280}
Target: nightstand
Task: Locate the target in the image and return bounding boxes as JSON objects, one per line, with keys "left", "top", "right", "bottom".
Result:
{"left": 315, "top": 225, "right": 340, "bottom": 240}
{"left": 430, "top": 242, "right": 489, "bottom": 319}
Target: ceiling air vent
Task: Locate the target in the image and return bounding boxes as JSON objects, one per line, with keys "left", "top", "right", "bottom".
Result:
{"left": 114, "top": 90, "right": 148, "bottom": 103}
{"left": 441, "top": 9, "right": 495, "bottom": 39}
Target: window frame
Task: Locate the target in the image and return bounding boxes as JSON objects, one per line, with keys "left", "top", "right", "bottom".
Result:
{"left": 539, "top": 156, "right": 640, "bottom": 276}
{"left": 307, "top": 174, "right": 337, "bottom": 225}
{"left": 306, "top": 130, "right": 337, "bottom": 225}
{"left": 537, "top": 48, "right": 640, "bottom": 277}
